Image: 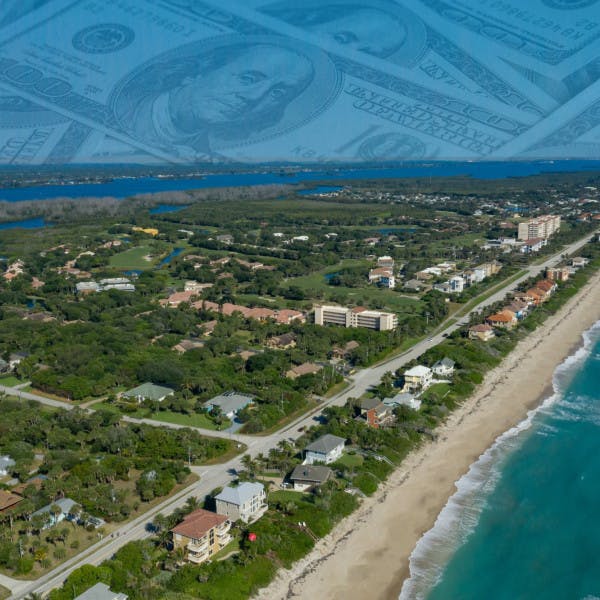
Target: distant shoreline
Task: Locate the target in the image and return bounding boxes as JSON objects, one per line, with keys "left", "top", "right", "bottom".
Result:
{"left": 254, "top": 271, "right": 600, "bottom": 600}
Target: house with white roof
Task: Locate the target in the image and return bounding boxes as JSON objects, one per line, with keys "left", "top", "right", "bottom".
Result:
{"left": 403, "top": 365, "right": 433, "bottom": 392}
{"left": 215, "top": 482, "right": 267, "bottom": 523}
{"left": 383, "top": 392, "right": 422, "bottom": 411}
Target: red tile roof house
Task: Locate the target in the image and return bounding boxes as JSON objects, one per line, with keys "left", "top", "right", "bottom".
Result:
{"left": 486, "top": 310, "right": 517, "bottom": 329}
{"left": 468, "top": 323, "right": 495, "bottom": 341}
{"left": 170, "top": 509, "right": 231, "bottom": 564}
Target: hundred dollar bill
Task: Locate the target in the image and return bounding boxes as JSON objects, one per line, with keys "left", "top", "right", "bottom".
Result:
{"left": 417, "top": 0, "right": 600, "bottom": 78}
{"left": 0, "top": 0, "right": 539, "bottom": 163}
{"left": 492, "top": 78, "right": 600, "bottom": 158}
{"left": 233, "top": 0, "right": 556, "bottom": 116}
{"left": 0, "top": 1, "right": 52, "bottom": 29}
{"left": 0, "top": 88, "right": 157, "bottom": 165}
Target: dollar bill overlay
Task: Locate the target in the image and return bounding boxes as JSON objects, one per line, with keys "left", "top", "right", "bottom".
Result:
{"left": 234, "top": 0, "right": 555, "bottom": 115}
{"left": 417, "top": 0, "right": 600, "bottom": 78}
{"left": 0, "top": 0, "right": 540, "bottom": 164}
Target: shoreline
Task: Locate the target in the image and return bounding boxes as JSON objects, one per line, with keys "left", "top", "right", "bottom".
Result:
{"left": 255, "top": 270, "right": 600, "bottom": 600}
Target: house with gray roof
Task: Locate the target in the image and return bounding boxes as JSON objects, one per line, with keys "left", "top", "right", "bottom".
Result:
{"left": 383, "top": 392, "right": 421, "bottom": 411}
{"left": 290, "top": 465, "right": 332, "bottom": 491}
{"left": 304, "top": 434, "right": 346, "bottom": 465}
{"left": 0, "top": 456, "right": 15, "bottom": 477}
{"left": 121, "top": 382, "right": 174, "bottom": 404}
{"left": 215, "top": 481, "right": 266, "bottom": 523}
{"left": 75, "top": 582, "right": 128, "bottom": 600}
{"left": 32, "top": 497, "right": 78, "bottom": 528}
{"left": 432, "top": 357, "right": 455, "bottom": 377}
{"left": 205, "top": 392, "right": 254, "bottom": 419}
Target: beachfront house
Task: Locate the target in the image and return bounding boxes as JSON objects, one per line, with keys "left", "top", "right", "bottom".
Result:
{"left": 171, "top": 508, "right": 231, "bottom": 564}
{"left": 215, "top": 482, "right": 267, "bottom": 523}
{"left": 468, "top": 324, "right": 495, "bottom": 342}
{"left": 358, "top": 398, "right": 394, "bottom": 428}
{"left": 205, "top": 392, "right": 254, "bottom": 419}
{"left": 383, "top": 392, "right": 422, "bottom": 411}
{"left": 289, "top": 465, "right": 332, "bottom": 492}
{"left": 486, "top": 310, "right": 517, "bottom": 330}
{"left": 75, "top": 583, "right": 128, "bottom": 600}
{"left": 304, "top": 434, "right": 346, "bottom": 465}
{"left": 402, "top": 365, "right": 433, "bottom": 392}
{"left": 432, "top": 358, "right": 455, "bottom": 377}
{"left": 121, "top": 383, "right": 174, "bottom": 404}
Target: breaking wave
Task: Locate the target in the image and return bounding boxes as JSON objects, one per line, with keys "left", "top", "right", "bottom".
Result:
{"left": 399, "top": 320, "right": 600, "bottom": 600}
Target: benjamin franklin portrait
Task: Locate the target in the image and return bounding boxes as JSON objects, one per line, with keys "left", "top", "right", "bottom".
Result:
{"left": 261, "top": 0, "right": 427, "bottom": 66}
{"left": 111, "top": 35, "right": 340, "bottom": 160}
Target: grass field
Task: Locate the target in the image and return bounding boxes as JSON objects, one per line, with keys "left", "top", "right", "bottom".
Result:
{"left": 268, "top": 490, "right": 306, "bottom": 504}
{"left": 335, "top": 452, "right": 364, "bottom": 469}
{"left": 109, "top": 245, "right": 156, "bottom": 270}
{"left": 148, "top": 410, "right": 230, "bottom": 431}
{"left": 0, "top": 376, "right": 25, "bottom": 387}
{"left": 283, "top": 259, "right": 423, "bottom": 314}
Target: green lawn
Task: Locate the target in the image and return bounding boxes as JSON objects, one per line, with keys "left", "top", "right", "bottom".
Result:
{"left": 92, "top": 402, "right": 230, "bottom": 431}
{"left": 149, "top": 410, "right": 230, "bottom": 431}
{"left": 0, "top": 376, "right": 24, "bottom": 387}
{"left": 109, "top": 245, "right": 156, "bottom": 270}
{"left": 334, "top": 452, "right": 364, "bottom": 469}
{"left": 268, "top": 490, "right": 306, "bottom": 504}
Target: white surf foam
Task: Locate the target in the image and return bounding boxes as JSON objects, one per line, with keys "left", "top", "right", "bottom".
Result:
{"left": 399, "top": 320, "right": 600, "bottom": 600}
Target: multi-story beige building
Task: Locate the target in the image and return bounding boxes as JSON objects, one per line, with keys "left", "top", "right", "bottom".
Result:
{"left": 314, "top": 305, "right": 397, "bottom": 331}
{"left": 517, "top": 215, "right": 561, "bottom": 241}
{"left": 171, "top": 509, "right": 231, "bottom": 564}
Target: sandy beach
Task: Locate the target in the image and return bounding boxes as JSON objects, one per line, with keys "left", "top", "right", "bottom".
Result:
{"left": 255, "top": 271, "right": 600, "bottom": 600}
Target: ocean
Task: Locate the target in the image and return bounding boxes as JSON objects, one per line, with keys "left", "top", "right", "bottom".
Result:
{"left": 400, "top": 321, "right": 600, "bottom": 600}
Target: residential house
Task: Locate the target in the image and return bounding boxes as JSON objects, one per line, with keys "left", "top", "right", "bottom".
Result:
{"left": 469, "top": 324, "right": 495, "bottom": 341}
{"left": 304, "top": 434, "right": 346, "bottom": 465}
{"left": 449, "top": 275, "right": 465, "bottom": 293}
{"left": 74, "top": 583, "right": 128, "bottom": 600}
{"left": 536, "top": 279, "right": 557, "bottom": 295}
{"left": 215, "top": 482, "right": 267, "bottom": 523}
{"left": 403, "top": 365, "right": 433, "bottom": 392}
{"left": 200, "top": 320, "right": 218, "bottom": 335}
{"left": 76, "top": 282, "right": 100, "bottom": 294}
{"left": 286, "top": 362, "right": 323, "bottom": 379}
{"left": 274, "top": 309, "right": 306, "bottom": 325}
{"left": 121, "top": 383, "right": 174, "bottom": 404}
{"left": 432, "top": 358, "right": 455, "bottom": 377}
{"left": 171, "top": 508, "right": 231, "bottom": 564}
{"left": 0, "top": 456, "right": 15, "bottom": 477}
{"left": 486, "top": 310, "right": 517, "bottom": 329}
{"left": 160, "top": 290, "right": 201, "bottom": 307}
{"left": 205, "top": 392, "right": 253, "bottom": 419}
{"left": 526, "top": 288, "right": 546, "bottom": 306}
{"left": 519, "top": 237, "right": 547, "bottom": 254}
{"left": 266, "top": 333, "right": 297, "bottom": 350}
{"left": 383, "top": 392, "right": 422, "bottom": 411}
{"left": 377, "top": 256, "right": 395, "bottom": 269}
{"left": 0, "top": 490, "right": 23, "bottom": 513}
{"left": 184, "top": 281, "right": 213, "bottom": 292}
{"left": 358, "top": 398, "right": 393, "bottom": 428}
{"left": 172, "top": 339, "right": 205, "bottom": 353}
{"left": 331, "top": 340, "right": 359, "bottom": 359}
{"left": 289, "top": 465, "right": 332, "bottom": 492}
{"left": 32, "top": 497, "right": 78, "bottom": 528}
{"left": 505, "top": 300, "right": 529, "bottom": 320}
{"left": 572, "top": 256, "right": 589, "bottom": 268}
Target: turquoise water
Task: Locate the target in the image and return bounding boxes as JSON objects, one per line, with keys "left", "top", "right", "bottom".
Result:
{"left": 401, "top": 322, "right": 600, "bottom": 600}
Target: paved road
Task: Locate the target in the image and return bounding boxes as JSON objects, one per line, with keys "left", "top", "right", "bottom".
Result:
{"left": 5, "top": 231, "right": 597, "bottom": 599}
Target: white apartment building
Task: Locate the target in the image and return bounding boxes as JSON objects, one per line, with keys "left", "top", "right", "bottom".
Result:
{"left": 314, "top": 305, "right": 397, "bottom": 331}
{"left": 517, "top": 215, "right": 561, "bottom": 241}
